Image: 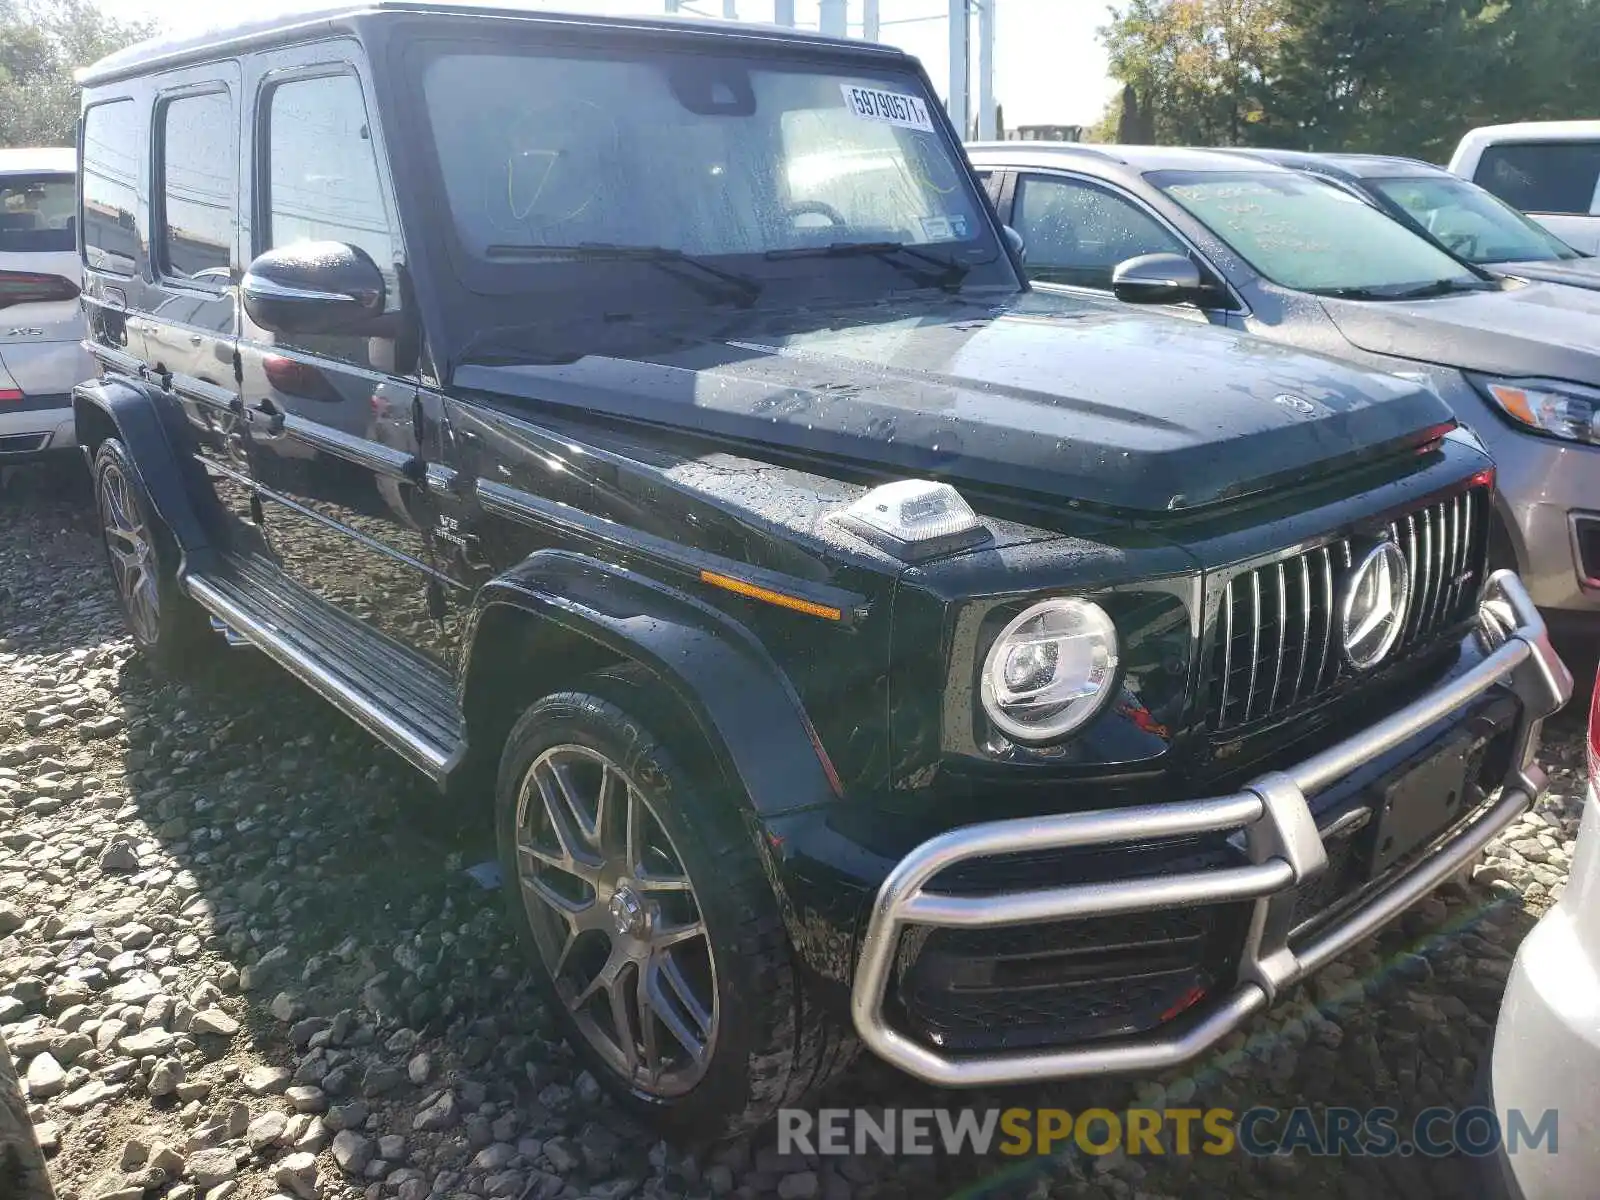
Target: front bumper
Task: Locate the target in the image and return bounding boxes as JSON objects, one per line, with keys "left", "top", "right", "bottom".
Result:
{"left": 1486, "top": 425, "right": 1600, "bottom": 615}
{"left": 851, "top": 571, "right": 1572, "bottom": 1087}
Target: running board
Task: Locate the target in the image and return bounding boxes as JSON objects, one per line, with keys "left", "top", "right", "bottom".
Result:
{"left": 184, "top": 558, "right": 463, "bottom": 781}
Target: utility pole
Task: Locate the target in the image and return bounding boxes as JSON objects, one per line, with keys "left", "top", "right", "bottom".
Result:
{"left": 774, "top": 0, "right": 794, "bottom": 26}
{"left": 819, "top": 0, "right": 847, "bottom": 36}
{"left": 863, "top": 0, "right": 880, "bottom": 40}
{"left": 723, "top": 0, "right": 737, "bottom": 16}
{"left": 947, "top": 0, "right": 969, "bottom": 139}
{"left": 976, "top": 0, "right": 996, "bottom": 139}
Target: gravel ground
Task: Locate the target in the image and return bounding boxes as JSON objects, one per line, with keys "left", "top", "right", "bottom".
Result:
{"left": 0, "top": 459, "right": 1588, "bottom": 1200}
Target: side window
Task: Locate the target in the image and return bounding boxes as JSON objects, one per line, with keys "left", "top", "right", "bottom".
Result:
{"left": 1475, "top": 142, "right": 1600, "bottom": 216}
{"left": 263, "top": 72, "right": 395, "bottom": 302}
{"left": 1013, "top": 175, "right": 1186, "bottom": 289}
{"left": 158, "top": 90, "right": 235, "bottom": 283}
{"left": 974, "top": 169, "right": 1002, "bottom": 206}
{"left": 82, "top": 99, "right": 141, "bottom": 275}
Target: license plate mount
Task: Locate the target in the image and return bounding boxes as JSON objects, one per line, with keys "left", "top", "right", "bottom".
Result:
{"left": 1367, "top": 735, "right": 1473, "bottom": 878}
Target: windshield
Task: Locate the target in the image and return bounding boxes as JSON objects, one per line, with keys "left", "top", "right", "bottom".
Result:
{"left": 1152, "top": 169, "right": 1482, "bottom": 296}
{"left": 1367, "top": 173, "right": 1582, "bottom": 264}
{"left": 0, "top": 173, "right": 75, "bottom": 253}
{"left": 416, "top": 45, "right": 1004, "bottom": 302}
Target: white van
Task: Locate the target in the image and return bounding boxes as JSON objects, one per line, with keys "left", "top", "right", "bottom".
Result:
{"left": 1449, "top": 121, "right": 1600, "bottom": 253}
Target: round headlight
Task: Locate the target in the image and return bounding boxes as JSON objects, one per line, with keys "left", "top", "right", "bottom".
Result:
{"left": 980, "top": 598, "right": 1119, "bottom": 743}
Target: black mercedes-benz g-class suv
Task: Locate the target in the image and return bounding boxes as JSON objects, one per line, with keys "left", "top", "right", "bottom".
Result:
{"left": 74, "top": 3, "right": 1570, "bottom": 1138}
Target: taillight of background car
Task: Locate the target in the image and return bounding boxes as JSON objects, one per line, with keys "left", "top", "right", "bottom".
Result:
{"left": 0, "top": 269, "right": 79, "bottom": 309}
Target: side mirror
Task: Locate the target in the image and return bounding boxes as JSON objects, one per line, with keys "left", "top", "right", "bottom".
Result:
{"left": 1111, "top": 252, "right": 1203, "bottom": 305}
{"left": 242, "top": 241, "right": 386, "bottom": 336}
{"left": 1002, "top": 224, "right": 1026, "bottom": 262}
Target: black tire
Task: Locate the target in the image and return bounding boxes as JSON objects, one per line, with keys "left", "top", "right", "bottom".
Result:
{"left": 91, "top": 438, "right": 215, "bottom": 671}
{"left": 495, "top": 675, "right": 856, "bottom": 1141}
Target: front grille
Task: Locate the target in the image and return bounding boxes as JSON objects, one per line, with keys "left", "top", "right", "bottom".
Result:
{"left": 1211, "top": 486, "right": 1487, "bottom": 730}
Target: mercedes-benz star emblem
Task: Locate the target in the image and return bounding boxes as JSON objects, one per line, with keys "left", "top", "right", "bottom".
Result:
{"left": 1340, "top": 540, "right": 1412, "bottom": 670}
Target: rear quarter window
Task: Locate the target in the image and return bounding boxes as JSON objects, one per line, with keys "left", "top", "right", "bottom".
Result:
{"left": 0, "top": 174, "right": 76, "bottom": 253}
{"left": 1474, "top": 141, "right": 1600, "bottom": 215}
{"left": 82, "top": 99, "right": 142, "bottom": 275}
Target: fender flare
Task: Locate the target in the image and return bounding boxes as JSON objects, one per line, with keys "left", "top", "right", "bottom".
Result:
{"left": 462, "top": 549, "right": 841, "bottom": 821}
{"left": 73, "top": 375, "right": 214, "bottom": 556}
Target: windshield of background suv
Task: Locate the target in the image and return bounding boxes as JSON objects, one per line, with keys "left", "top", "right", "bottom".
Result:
{"left": 1367, "top": 173, "right": 1583, "bottom": 264}
{"left": 1152, "top": 169, "right": 1483, "bottom": 297}
{"left": 418, "top": 46, "right": 1003, "bottom": 290}
{"left": 0, "top": 173, "right": 75, "bottom": 253}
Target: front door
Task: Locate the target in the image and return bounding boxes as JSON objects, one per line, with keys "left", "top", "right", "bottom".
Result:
{"left": 236, "top": 45, "right": 455, "bottom": 666}
{"left": 1007, "top": 171, "right": 1229, "bottom": 325}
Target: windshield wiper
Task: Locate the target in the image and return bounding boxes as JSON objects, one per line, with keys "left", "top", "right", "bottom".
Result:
{"left": 1311, "top": 277, "right": 1493, "bottom": 301}
{"left": 484, "top": 242, "right": 762, "bottom": 307}
{"left": 764, "top": 241, "right": 972, "bottom": 290}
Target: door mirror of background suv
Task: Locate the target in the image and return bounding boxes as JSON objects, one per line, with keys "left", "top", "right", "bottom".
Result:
{"left": 1111, "top": 252, "right": 1204, "bottom": 306}
{"left": 1002, "top": 224, "right": 1027, "bottom": 262}
{"left": 242, "top": 241, "right": 387, "bottom": 336}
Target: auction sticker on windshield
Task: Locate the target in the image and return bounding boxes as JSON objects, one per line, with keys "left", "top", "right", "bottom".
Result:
{"left": 841, "top": 84, "right": 935, "bottom": 132}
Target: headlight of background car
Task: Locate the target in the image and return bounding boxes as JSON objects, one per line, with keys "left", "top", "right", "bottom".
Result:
{"left": 980, "top": 598, "right": 1119, "bottom": 743}
{"left": 1469, "top": 374, "right": 1600, "bottom": 445}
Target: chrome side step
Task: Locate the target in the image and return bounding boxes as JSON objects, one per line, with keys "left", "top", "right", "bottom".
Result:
{"left": 208, "top": 615, "right": 251, "bottom": 647}
{"left": 184, "top": 559, "right": 463, "bottom": 781}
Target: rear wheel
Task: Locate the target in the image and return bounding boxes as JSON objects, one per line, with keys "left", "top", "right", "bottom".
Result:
{"left": 92, "top": 438, "right": 214, "bottom": 670}
{"left": 496, "top": 679, "right": 855, "bottom": 1139}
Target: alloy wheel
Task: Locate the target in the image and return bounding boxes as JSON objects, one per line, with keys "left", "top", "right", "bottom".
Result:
{"left": 514, "top": 744, "right": 719, "bottom": 1096}
{"left": 97, "top": 461, "right": 161, "bottom": 646}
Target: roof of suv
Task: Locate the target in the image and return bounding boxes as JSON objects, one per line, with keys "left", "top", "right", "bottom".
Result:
{"left": 0, "top": 147, "right": 75, "bottom": 175}
{"left": 81, "top": 1, "right": 900, "bottom": 86}
{"left": 964, "top": 141, "right": 1298, "bottom": 177}
{"left": 1213, "top": 148, "right": 1449, "bottom": 180}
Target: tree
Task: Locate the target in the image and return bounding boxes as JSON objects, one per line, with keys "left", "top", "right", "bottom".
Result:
{"left": 1096, "top": 0, "right": 1600, "bottom": 161}
{"left": 0, "top": 0, "right": 154, "bottom": 148}
{"left": 1098, "top": 0, "right": 1284, "bottom": 146}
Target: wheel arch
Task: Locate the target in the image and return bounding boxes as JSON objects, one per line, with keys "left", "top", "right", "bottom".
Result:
{"left": 73, "top": 376, "right": 214, "bottom": 557}
{"left": 454, "top": 550, "right": 842, "bottom": 825}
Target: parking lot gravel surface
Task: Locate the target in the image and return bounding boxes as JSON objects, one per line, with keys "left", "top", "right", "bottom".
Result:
{"left": 0, "top": 462, "right": 1587, "bottom": 1200}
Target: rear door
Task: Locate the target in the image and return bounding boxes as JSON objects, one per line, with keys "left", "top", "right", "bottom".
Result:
{"left": 1470, "top": 140, "right": 1600, "bottom": 254}
{"left": 0, "top": 168, "right": 93, "bottom": 400}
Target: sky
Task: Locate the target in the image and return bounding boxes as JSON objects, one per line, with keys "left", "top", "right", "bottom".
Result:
{"left": 94, "top": 0, "right": 1118, "bottom": 129}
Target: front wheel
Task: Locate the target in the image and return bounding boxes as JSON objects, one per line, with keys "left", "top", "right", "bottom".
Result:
{"left": 496, "top": 680, "right": 855, "bottom": 1139}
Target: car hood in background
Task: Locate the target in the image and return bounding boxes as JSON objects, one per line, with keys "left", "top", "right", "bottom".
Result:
{"left": 1492, "top": 255, "right": 1600, "bottom": 292}
{"left": 456, "top": 292, "right": 1452, "bottom": 515}
{"left": 1323, "top": 280, "right": 1600, "bottom": 384}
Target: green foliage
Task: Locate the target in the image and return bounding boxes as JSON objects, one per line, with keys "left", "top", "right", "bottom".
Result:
{"left": 0, "top": 0, "right": 154, "bottom": 148}
{"left": 1098, "top": 0, "right": 1600, "bottom": 160}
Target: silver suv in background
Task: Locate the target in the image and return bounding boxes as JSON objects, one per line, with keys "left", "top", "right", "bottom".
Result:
{"left": 0, "top": 148, "right": 93, "bottom": 469}
{"left": 1450, "top": 122, "right": 1600, "bottom": 255}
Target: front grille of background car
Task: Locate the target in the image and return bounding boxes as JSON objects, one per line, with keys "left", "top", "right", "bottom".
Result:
{"left": 1211, "top": 485, "right": 1488, "bottom": 731}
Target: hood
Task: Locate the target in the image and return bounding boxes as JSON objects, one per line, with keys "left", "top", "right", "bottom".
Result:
{"left": 1322, "top": 279, "right": 1600, "bottom": 384}
{"left": 1494, "top": 256, "right": 1600, "bottom": 292}
{"left": 454, "top": 293, "right": 1453, "bottom": 514}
